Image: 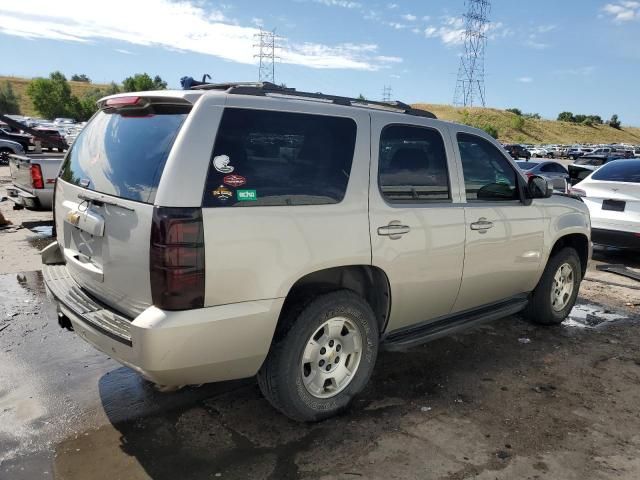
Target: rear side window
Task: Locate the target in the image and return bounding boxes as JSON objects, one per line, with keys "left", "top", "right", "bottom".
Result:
{"left": 59, "top": 108, "right": 189, "bottom": 203}
{"left": 378, "top": 124, "right": 450, "bottom": 203}
{"left": 591, "top": 160, "right": 640, "bottom": 182}
{"left": 203, "top": 108, "right": 356, "bottom": 207}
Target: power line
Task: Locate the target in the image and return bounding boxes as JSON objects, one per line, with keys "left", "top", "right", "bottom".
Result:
{"left": 254, "top": 29, "right": 281, "bottom": 84}
{"left": 453, "top": 0, "right": 491, "bottom": 107}
{"left": 382, "top": 85, "right": 392, "bottom": 102}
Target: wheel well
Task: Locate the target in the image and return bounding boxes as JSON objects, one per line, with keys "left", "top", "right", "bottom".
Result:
{"left": 275, "top": 266, "right": 391, "bottom": 340}
{"left": 550, "top": 234, "right": 589, "bottom": 277}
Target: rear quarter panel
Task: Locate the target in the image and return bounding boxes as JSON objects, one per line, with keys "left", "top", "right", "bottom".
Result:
{"left": 189, "top": 96, "right": 372, "bottom": 306}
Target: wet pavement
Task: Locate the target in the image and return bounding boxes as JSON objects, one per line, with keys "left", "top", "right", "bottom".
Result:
{"left": 1, "top": 260, "right": 640, "bottom": 479}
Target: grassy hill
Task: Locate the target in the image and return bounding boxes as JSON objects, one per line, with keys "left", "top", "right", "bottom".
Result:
{"left": 413, "top": 103, "right": 640, "bottom": 145}
{"left": 1, "top": 76, "right": 110, "bottom": 117}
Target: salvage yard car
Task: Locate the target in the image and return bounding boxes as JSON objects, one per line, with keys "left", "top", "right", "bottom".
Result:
{"left": 41, "top": 83, "right": 591, "bottom": 421}
{"left": 7, "top": 154, "right": 62, "bottom": 209}
{"left": 571, "top": 159, "right": 640, "bottom": 249}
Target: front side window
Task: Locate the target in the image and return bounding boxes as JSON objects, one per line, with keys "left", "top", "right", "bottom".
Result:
{"left": 203, "top": 109, "right": 357, "bottom": 207}
{"left": 378, "top": 124, "right": 450, "bottom": 203}
{"left": 457, "top": 133, "right": 520, "bottom": 202}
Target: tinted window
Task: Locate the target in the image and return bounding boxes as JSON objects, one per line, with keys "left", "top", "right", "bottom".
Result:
{"left": 540, "top": 163, "right": 566, "bottom": 173}
{"left": 516, "top": 162, "right": 537, "bottom": 170}
{"left": 203, "top": 109, "right": 356, "bottom": 207}
{"left": 591, "top": 160, "right": 640, "bottom": 183}
{"left": 378, "top": 125, "right": 450, "bottom": 203}
{"left": 457, "top": 133, "right": 520, "bottom": 202}
{"left": 59, "top": 109, "right": 189, "bottom": 203}
{"left": 575, "top": 157, "right": 604, "bottom": 166}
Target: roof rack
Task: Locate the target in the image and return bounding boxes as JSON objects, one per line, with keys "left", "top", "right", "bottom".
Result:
{"left": 190, "top": 81, "right": 436, "bottom": 119}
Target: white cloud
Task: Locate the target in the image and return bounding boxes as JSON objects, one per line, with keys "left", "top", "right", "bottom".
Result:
{"left": 115, "top": 48, "right": 134, "bottom": 55}
{"left": 602, "top": 1, "right": 640, "bottom": 22}
{"left": 401, "top": 14, "right": 417, "bottom": 21}
{"left": 423, "top": 16, "right": 466, "bottom": 45}
{"left": 517, "top": 77, "right": 533, "bottom": 83}
{"left": 555, "top": 66, "right": 596, "bottom": 76}
{"left": 387, "top": 3, "right": 398, "bottom": 9}
{"left": 421, "top": 16, "right": 512, "bottom": 46}
{"left": 251, "top": 17, "right": 264, "bottom": 27}
{"left": 313, "top": 0, "right": 361, "bottom": 8}
{"left": 0, "top": 0, "right": 400, "bottom": 71}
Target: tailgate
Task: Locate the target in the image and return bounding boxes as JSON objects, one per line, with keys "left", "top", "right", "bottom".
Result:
{"left": 9, "top": 155, "right": 33, "bottom": 192}
{"left": 54, "top": 98, "right": 192, "bottom": 317}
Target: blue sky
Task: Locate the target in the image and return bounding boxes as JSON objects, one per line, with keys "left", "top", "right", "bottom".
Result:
{"left": 1, "top": 0, "right": 639, "bottom": 124}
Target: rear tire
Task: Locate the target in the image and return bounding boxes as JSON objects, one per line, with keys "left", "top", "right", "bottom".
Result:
{"left": 524, "top": 247, "right": 581, "bottom": 325}
{"left": 257, "top": 290, "right": 379, "bottom": 422}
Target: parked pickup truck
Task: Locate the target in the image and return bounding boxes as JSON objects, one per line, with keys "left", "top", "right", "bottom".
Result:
{"left": 6, "top": 155, "right": 62, "bottom": 209}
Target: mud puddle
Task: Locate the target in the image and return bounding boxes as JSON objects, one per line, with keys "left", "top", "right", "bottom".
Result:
{"left": 563, "top": 303, "right": 630, "bottom": 329}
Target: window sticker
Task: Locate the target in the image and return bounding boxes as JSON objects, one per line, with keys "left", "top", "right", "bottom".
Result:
{"left": 213, "top": 154, "right": 234, "bottom": 173}
{"left": 223, "top": 174, "right": 247, "bottom": 187}
{"left": 237, "top": 189, "right": 257, "bottom": 201}
{"left": 213, "top": 185, "right": 233, "bottom": 201}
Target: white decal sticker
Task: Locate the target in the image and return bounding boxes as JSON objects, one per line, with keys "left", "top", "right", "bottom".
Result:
{"left": 213, "top": 155, "right": 234, "bottom": 174}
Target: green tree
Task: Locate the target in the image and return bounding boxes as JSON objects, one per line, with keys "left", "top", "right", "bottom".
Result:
{"left": 26, "top": 71, "right": 75, "bottom": 119}
{"left": 557, "top": 111, "right": 575, "bottom": 122}
{"left": 524, "top": 113, "right": 541, "bottom": 120}
{"left": 0, "top": 81, "right": 21, "bottom": 115}
{"left": 506, "top": 108, "right": 522, "bottom": 116}
{"left": 71, "top": 74, "right": 91, "bottom": 83}
{"left": 609, "top": 114, "right": 621, "bottom": 129}
{"left": 122, "top": 73, "right": 167, "bottom": 92}
{"left": 511, "top": 115, "right": 525, "bottom": 130}
{"left": 357, "top": 93, "right": 366, "bottom": 101}
{"left": 482, "top": 125, "right": 499, "bottom": 139}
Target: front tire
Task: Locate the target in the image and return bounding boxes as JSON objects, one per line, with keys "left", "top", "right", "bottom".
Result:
{"left": 257, "top": 290, "right": 379, "bottom": 422}
{"left": 524, "top": 247, "right": 581, "bottom": 325}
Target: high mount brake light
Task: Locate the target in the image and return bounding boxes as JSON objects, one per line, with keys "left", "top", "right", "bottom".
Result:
{"left": 105, "top": 96, "right": 141, "bottom": 107}
{"left": 150, "top": 207, "right": 205, "bottom": 310}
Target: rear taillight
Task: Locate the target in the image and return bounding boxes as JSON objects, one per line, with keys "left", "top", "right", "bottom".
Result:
{"left": 150, "top": 207, "right": 205, "bottom": 310}
{"left": 30, "top": 164, "right": 44, "bottom": 189}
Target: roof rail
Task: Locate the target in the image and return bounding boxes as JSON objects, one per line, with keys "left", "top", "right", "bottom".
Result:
{"left": 190, "top": 81, "right": 436, "bottom": 119}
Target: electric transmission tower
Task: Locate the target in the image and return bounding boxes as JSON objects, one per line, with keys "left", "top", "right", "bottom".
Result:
{"left": 254, "top": 29, "right": 280, "bottom": 83}
{"left": 453, "top": 0, "right": 491, "bottom": 107}
{"left": 382, "top": 85, "right": 392, "bottom": 102}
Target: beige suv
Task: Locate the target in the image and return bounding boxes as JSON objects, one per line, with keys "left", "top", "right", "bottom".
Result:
{"left": 41, "top": 83, "right": 591, "bottom": 421}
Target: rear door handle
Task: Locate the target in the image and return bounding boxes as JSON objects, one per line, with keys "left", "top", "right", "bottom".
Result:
{"left": 377, "top": 222, "right": 411, "bottom": 240}
{"left": 470, "top": 218, "right": 494, "bottom": 232}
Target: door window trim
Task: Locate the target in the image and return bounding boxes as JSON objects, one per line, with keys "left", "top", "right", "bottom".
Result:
{"left": 455, "top": 131, "right": 529, "bottom": 205}
{"left": 376, "top": 122, "right": 454, "bottom": 208}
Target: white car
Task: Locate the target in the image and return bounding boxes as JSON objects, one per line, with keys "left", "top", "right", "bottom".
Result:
{"left": 528, "top": 147, "right": 550, "bottom": 158}
{"left": 571, "top": 159, "right": 640, "bottom": 249}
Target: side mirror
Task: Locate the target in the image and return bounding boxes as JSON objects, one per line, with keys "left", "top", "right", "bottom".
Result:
{"left": 528, "top": 175, "right": 553, "bottom": 199}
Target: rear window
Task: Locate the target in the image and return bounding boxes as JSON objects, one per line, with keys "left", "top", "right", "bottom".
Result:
{"left": 202, "top": 108, "right": 357, "bottom": 207}
{"left": 59, "top": 108, "right": 189, "bottom": 203}
{"left": 591, "top": 160, "right": 640, "bottom": 183}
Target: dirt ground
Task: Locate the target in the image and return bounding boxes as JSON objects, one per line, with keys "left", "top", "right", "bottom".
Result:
{"left": 1, "top": 165, "right": 640, "bottom": 480}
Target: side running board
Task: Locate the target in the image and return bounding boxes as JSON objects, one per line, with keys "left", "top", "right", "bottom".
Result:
{"left": 383, "top": 297, "right": 529, "bottom": 351}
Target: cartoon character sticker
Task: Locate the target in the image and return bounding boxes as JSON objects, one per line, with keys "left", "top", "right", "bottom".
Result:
{"left": 213, "top": 155, "right": 234, "bottom": 173}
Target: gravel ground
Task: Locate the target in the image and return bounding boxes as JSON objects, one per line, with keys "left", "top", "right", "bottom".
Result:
{"left": 1, "top": 165, "right": 640, "bottom": 480}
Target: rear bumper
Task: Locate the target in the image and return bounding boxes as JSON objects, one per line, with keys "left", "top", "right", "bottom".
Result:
{"left": 42, "top": 262, "right": 283, "bottom": 386}
{"left": 592, "top": 228, "right": 640, "bottom": 249}
{"left": 6, "top": 185, "right": 53, "bottom": 209}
